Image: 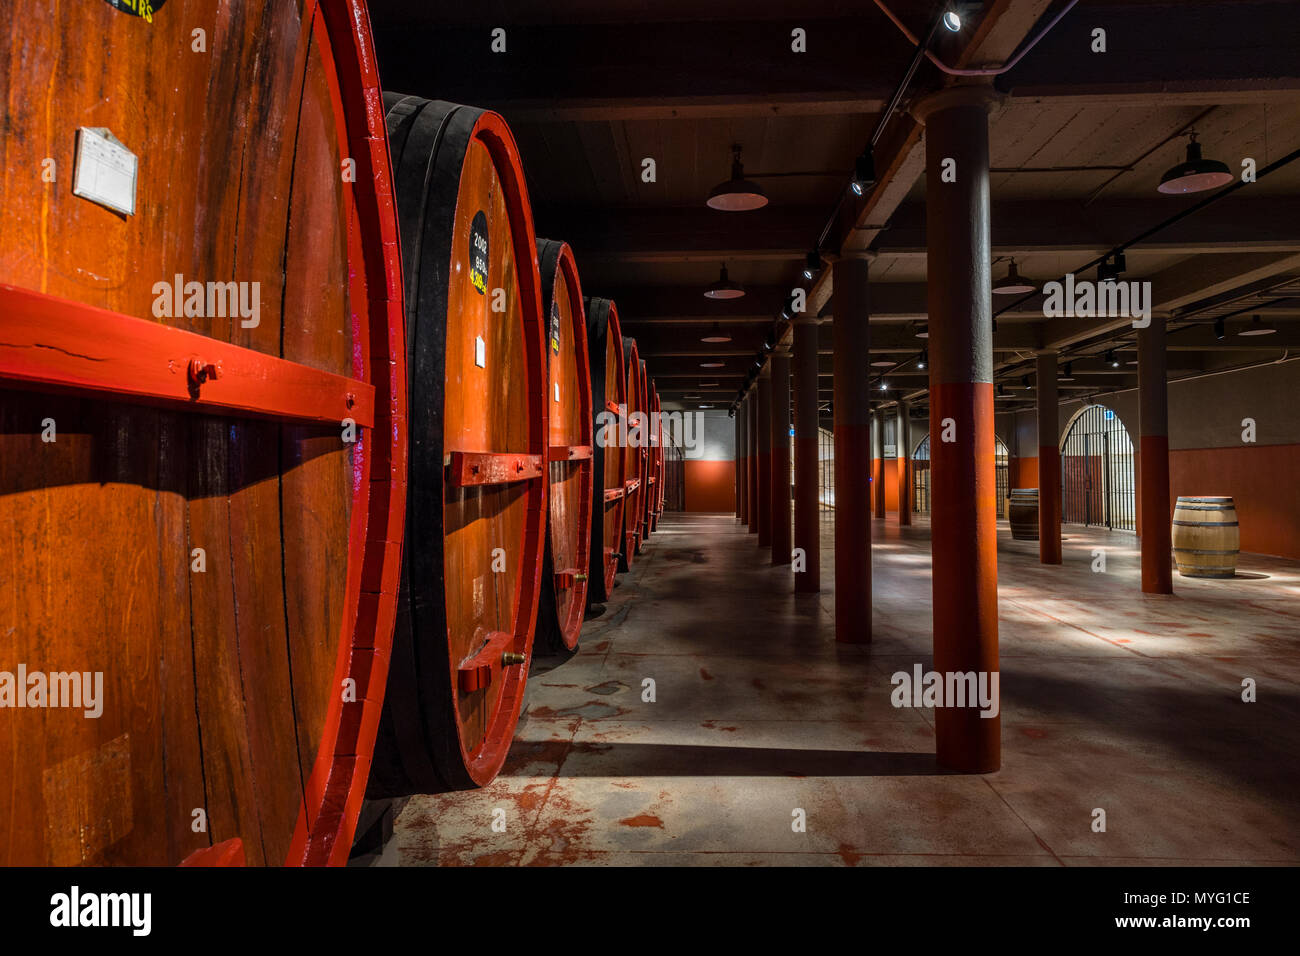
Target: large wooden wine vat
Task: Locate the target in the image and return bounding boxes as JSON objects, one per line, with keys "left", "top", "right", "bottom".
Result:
{"left": 584, "top": 297, "right": 627, "bottom": 603}
{"left": 0, "top": 0, "right": 407, "bottom": 866}
{"left": 367, "top": 94, "right": 546, "bottom": 794}
{"left": 534, "top": 240, "right": 594, "bottom": 653}
{"left": 621, "top": 340, "right": 648, "bottom": 568}
{"left": 648, "top": 384, "right": 664, "bottom": 531}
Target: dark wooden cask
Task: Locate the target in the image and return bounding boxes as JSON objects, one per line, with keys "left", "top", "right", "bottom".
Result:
{"left": 649, "top": 384, "right": 665, "bottom": 531}
{"left": 368, "top": 94, "right": 546, "bottom": 794}
{"left": 584, "top": 298, "right": 627, "bottom": 603}
{"left": 620, "top": 339, "right": 648, "bottom": 569}
{"left": 535, "top": 239, "right": 594, "bottom": 653}
{"left": 0, "top": 0, "right": 407, "bottom": 866}
{"left": 1009, "top": 489, "right": 1040, "bottom": 541}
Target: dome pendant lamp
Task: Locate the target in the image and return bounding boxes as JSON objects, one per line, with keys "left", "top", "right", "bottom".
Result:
{"left": 1158, "top": 133, "right": 1234, "bottom": 195}
{"left": 993, "top": 258, "right": 1036, "bottom": 295}
{"left": 705, "top": 264, "right": 745, "bottom": 300}
{"left": 706, "top": 144, "right": 768, "bottom": 211}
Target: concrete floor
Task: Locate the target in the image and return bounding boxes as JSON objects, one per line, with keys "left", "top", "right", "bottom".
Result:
{"left": 378, "top": 512, "right": 1300, "bottom": 866}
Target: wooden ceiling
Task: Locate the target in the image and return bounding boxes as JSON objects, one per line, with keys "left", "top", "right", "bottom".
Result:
{"left": 368, "top": 0, "right": 1300, "bottom": 415}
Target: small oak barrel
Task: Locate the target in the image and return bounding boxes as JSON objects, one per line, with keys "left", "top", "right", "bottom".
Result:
{"left": 534, "top": 239, "right": 594, "bottom": 654}
{"left": 0, "top": 0, "right": 406, "bottom": 866}
{"left": 620, "top": 339, "right": 648, "bottom": 569}
{"left": 369, "top": 94, "right": 547, "bottom": 794}
{"left": 1173, "top": 496, "right": 1240, "bottom": 578}
{"left": 584, "top": 297, "right": 627, "bottom": 603}
{"left": 1009, "top": 489, "right": 1040, "bottom": 541}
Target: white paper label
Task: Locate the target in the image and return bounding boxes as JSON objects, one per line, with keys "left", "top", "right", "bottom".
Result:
{"left": 73, "top": 128, "right": 137, "bottom": 216}
{"left": 554, "top": 383, "right": 560, "bottom": 403}
{"left": 474, "top": 335, "right": 486, "bottom": 368}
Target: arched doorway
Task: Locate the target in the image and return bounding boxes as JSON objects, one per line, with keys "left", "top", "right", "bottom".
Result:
{"left": 1060, "top": 404, "right": 1135, "bottom": 531}
{"left": 912, "top": 434, "right": 1010, "bottom": 517}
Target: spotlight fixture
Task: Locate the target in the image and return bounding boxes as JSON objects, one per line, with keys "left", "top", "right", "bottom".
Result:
{"left": 943, "top": 10, "right": 962, "bottom": 32}
{"left": 706, "top": 144, "right": 768, "bottom": 211}
{"left": 1021, "top": 375, "right": 1031, "bottom": 390}
{"left": 1158, "top": 133, "right": 1234, "bottom": 195}
{"left": 913, "top": 322, "right": 929, "bottom": 339}
{"left": 705, "top": 264, "right": 745, "bottom": 300}
{"left": 880, "top": 381, "right": 888, "bottom": 391}
{"left": 996, "top": 383, "right": 1006, "bottom": 397}
{"left": 992, "top": 317, "right": 999, "bottom": 333}
{"left": 1060, "top": 362, "right": 1075, "bottom": 381}
{"left": 1214, "top": 317, "right": 1225, "bottom": 340}
{"left": 1106, "top": 349, "right": 1119, "bottom": 368}
{"left": 700, "top": 321, "right": 732, "bottom": 344}
{"left": 1098, "top": 252, "right": 1126, "bottom": 283}
{"left": 992, "top": 259, "right": 1036, "bottom": 295}
{"left": 1237, "top": 314, "right": 1277, "bottom": 337}
{"left": 849, "top": 148, "right": 877, "bottom": 197}
{"left": 918, "top": 349, "right": 927, "bottom": 369}
{"left": 699, "top": 361, "right": 724, "bottom": 368}
{"left": 803, "top": 250, "right": 821, "bottom": 281}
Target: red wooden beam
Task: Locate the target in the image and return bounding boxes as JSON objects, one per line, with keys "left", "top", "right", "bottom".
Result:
{"left": 447, "top": 451, "right": 544, "bottom": 487}
{"left": 0, "top": 285, "right": 374, "bottom": 428}
{"left": 548, "top": 444, "right": 593, "bottom": 462}
{"left": 457, "top": 630, "right": 525, "bottom": 693}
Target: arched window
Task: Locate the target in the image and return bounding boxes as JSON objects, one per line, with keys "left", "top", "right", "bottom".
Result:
{"left": 912, "top": 434, "right": 1009, "bottom": 516}
{"left": 1060, "top": 404, "right": 1135, "bottom": 531}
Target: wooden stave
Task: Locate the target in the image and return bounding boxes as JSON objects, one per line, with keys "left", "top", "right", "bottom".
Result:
{"left": 368, "top": 95, "right": 546, "bottom": 795}
{"left": 1008, "top": 488, "right": 1040, "bottom": 541}
{"left": 534, "top": 239, "right": 594, "bottom": 653}
{"left": 1172, "top": 496, "right": 1240, "bottom": 578}
{"left": 584, "top": 297, "right": 627, "bottom": 603}
{"left": 619, "top": 337, "right": 646, "bottom": 570}
{"left": 0, "top": 0, "right": 406, "bottom": 866}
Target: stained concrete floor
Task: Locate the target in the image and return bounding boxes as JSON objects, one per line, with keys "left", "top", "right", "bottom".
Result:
{"left": 377, "top": 512, "right": 1300, "bottom": 866}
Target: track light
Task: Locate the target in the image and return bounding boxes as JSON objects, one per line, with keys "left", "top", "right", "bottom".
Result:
{"left": 1061, "top": 362, "right": 1074, "bottom": 381}
{"left": 996, "top": 383, "right": 1006, "bottom": 397}
{"left": 803, "top": 250, "right": 821, "bottom": 281}
{"left": 1106, "top": 349, "right": 1119, "bottom": 368}
{"left": 849, "top": 148, "right": 876, "bottom": 196}
{"left": 1158, "top": 133, "right": 1234, "bottom": 195}
{"left": 706, "top": 144, "right": 768, "bottom": 211}
{"left": 918, "top": 349, "right": 927, "bottom": 369}
{"left": 705, "top": 264, "right": 744, "bottom": 300}
{"left": 700, "top": 321, "right": 732, "bottom": 343}
{"left": 1214, "top": 318, "right": 1225, "bottom": 340}
{"left": 943, "top": 10, "right": 962, "bottom": 32}
{"left": 1098, "top": 252, "right": 1126, "bottom": 283}
{"left": 1238, "top": 314, "right": 1277, "bottom": 337}
{"left": 913, "top": 322, "right": 929, "bottom": 339}
{"left": 992, "top": 317, "right": 998, "bottom": 333}
{"left": 880, "top": 381, "right": 888, "bottom": 391}
{"left": 992, "top": 259, "right": 1036, "bottom": 295}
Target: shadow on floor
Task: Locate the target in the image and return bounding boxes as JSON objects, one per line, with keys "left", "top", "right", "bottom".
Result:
{"left": 502, "top": 742, "right": 945, "bottom": 777}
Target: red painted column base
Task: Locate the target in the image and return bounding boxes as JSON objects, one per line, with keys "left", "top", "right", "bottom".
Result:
{"left": 897, "top": 457, "right": 911, "bottom": 525}
{"left": 1140, "top": 434, "right": 1174, "bottom": 594}
{"left": 1038, "top": 446, "right": 1062, "bottom": 565}
{"left": 930, "top": 382, "right": 1000, "bottom": 772}
{"left": 834, "top": 423, "right": 872, "bottom": 642}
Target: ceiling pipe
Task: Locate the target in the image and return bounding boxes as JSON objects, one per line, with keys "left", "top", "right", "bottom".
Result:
{"left": 872, "top": 0, "right": 1081, "bottom": 77}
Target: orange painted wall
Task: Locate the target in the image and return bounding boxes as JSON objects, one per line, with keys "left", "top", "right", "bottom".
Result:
{"left": 1010, "top": 456, "right": 1038, "bottom": 490}
{"left": 684, "top": 460, "right": 737, "bottom": 512}
{"left": 870, "top": 458, "right": 900, "bottom": 512}
{"left": 1167, "top": 444, "right": 1300, "bottom": 560}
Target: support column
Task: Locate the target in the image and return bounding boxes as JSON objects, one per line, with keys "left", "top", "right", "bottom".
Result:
{"left": 915, "top": 86, "right": 1001, "bottom": 772}
{"left": 770, "top": 348, "right": 793, "bottom": 565}
{"left": 1138, "top": 313, "right": 1174, "bottom": 594}
{"left": 833, "top": 253, "right": 872, "bottom": 643}
{"left": 896, "top": 400, "right": 911, "bottom": 526}
{"left": 794, "top": 316, "right": 821, "bottom": 591}
{"left": 735, "top": 400, "right": 747, "bottom": 523}
{"left": 757, "top": 367, "right": 772, "bottom": 547}
{"left": 746, "top": 390, "right": 758, "bottom": 533}
{"left": 1036, "top": 351, "right": 1062, "bottom": 564}
{"left": 872, "top": 408, "right": 886, "bottom": 518}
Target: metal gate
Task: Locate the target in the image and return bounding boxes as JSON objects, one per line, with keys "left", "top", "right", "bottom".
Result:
{"left": 912, "top": 434, "right": 1009, "bottom": 517}
{"left": 1060, "top": 404, "right": 1135, "bottom": 531}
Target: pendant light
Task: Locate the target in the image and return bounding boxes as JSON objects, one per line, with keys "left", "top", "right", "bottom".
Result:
{"left": 1237, "top": 314, "right": 1277, "bottom": 337}
{"left": 700, "top": 322, "right": 732, "bottom": 343}
{"left": 706, "top": 144, "right": 768, "bottom": 211}
{"left": 700, "top": 361, "right": 725, "bottom": 368}
{"left": 992, "top": 258, "right": 1036, "bottom": 295}
{"left": 705, "top": 264, "right": 744, "bottom": 300}
{"left": 913, "top": 322, "right": 929, "bottom": 339}
{"left": 1158, "top": 133, "right": 1234, "bottom": 195}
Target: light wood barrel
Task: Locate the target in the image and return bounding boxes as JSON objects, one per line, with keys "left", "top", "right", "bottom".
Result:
{"left": 1009, "top": 488, "right": 1040, "bottom": 541}
{"left": 369, "top": 94, "right": 546, "bottom": 794}
{"left": 0, "top": 0, "right": 406, "bottom": 866}
{"left": 1173, "top": 496, "right": 1240, "bottom": 578}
